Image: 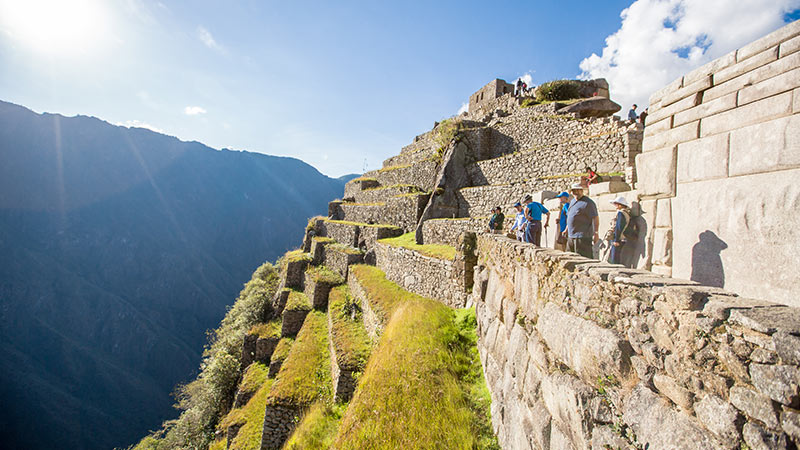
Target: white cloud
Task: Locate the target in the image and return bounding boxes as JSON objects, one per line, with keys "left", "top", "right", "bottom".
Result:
{"left": 579, "top": 0, "right": 800, "bottom": 110}
{"left": 196, "top": 25, "right": 224, "bottom": 52}
{"left": 516, "top": 73, "right": 533, "bottom": 86}
{"left": 117, "top": 119, "right": 165, "bottom": 134}
{"left": 457, "top": 102, "right": 469, "bottom": 115}
{"left": 184, "top": 105, "right": 207, "bottom": 115}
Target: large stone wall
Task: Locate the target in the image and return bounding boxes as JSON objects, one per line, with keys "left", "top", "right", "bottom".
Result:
{"left": 636, "top": 20, "right": 800, "bottom": 306}
{"left": 421, "top": 217, "right": 486, "bottom": 246}
{"left": 473, "top": 234, "right": 800, "bottom": 450}
{"left": 374, "top": 241, "right": 469, "bottom": 308}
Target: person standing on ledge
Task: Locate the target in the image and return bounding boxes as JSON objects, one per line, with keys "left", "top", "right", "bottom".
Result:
{"left": 639, "top": 107, "right": 648, "bottom": 126}
{"left": 554, "top": 192, "right": 570, "bottom": 251}
{"left": 510, "top": 202, "right": 527, "bottom": 241}
{"left": 488, "top": 206, "right": 504, "bottom": 234}
{"left": 523, "top": 194, "right": 550, "bottom": 246}
{"left": 628, "top": 104, "right": 638, "bottom": 123}
{"left": 566, "top": 183, "right": 599, "bottom": 258}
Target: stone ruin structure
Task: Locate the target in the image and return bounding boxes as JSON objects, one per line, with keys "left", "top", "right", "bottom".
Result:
{"left": 220, "top": 20, "right": 800, "bottom": 450}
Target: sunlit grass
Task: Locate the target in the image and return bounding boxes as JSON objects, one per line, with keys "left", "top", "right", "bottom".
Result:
{"left": 283, "top": 402, "right": 345, "bottom": 450}
{"left": 328, "top": 285, "right": 372, "bottom": 370}
{"left": 248, "top": 319, "right": 281, "bottom": 340}
{"left": 378, "top": 232, "right": 456, "bottom": 260}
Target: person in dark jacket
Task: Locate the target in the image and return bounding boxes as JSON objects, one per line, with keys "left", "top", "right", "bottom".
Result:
{"left": 609, "top": 196, "right": 631, "bottom": 265}
{"left": 488, "top": 206, "right": 505, "bottom": 233}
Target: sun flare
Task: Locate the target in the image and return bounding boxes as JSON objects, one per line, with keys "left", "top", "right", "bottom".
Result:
{"left": 0, "top": 0, "right": 109, "bottom": 56}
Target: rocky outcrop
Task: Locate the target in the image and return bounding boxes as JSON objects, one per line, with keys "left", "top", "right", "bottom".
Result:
{"left": 556, "top": 96, "right": 621, "bottom": 118}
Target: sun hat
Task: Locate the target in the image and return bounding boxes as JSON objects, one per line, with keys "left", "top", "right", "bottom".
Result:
{"left": 523, "top": 194, "right": 532, "bottom": 200}
{"left": 556, "top": 192, "right": 569, "bottom": 198}
{"left": 610, "top": 196, "right": 630, "bottom": 208}
{"left": 570, "top": 183, "right": 584, "bottom": 190}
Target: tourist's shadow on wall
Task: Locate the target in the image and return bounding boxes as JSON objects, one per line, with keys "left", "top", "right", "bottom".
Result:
{"left": 691, "top": 230, "right": 728, "bottom": 288}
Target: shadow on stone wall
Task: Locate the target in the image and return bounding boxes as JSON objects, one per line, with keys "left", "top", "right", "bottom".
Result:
{"left": 691, "top": 230, "right": 728, "bottom": 288}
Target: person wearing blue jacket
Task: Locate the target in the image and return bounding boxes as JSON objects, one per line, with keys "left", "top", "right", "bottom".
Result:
{"left": 523, "top": 194, "right": 550, "bottom": 246}
{"left": 554, "top": 192, "right": 570, "bottom": 251}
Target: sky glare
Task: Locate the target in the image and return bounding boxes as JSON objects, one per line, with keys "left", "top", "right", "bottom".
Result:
{"left": 1, "top": 0, "right": 798, "bottom": 177}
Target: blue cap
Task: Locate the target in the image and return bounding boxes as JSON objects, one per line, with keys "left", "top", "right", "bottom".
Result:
{"left": 513, "top": 202, "right": 522, "bottom": 207}
{"left": 557, "top": 192, "right": 569, "bottom": 198}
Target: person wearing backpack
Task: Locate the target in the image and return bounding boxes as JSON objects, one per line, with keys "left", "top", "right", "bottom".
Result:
{"left": 609, "top": 196, "right": 637, "bottom": 265}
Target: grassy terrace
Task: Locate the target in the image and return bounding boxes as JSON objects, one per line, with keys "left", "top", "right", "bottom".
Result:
{"left": 324, "top": 219, "right": 402, "bottom": 231}
{"left": 307, "top": 265, "right": 345, "bottom": 285}
{"left": 378, "top": 232, "right": 456, "bottom": 260}
{"left": 362, "top": 183, "right": 423, "bottom": 193}
{"left": 328, "top": 243, "right": 364, "bottom": 256}
{"left": 271, "top": 337, "right": 294, "bottom": 363}
{"left": 349, "top": 264, "right": 416, "bottom": 323}
{"left": 284, "top": 402, "right": 345, "bottom": 450}
{"left": 347, "top": 176, "right": 377, "bottom": 184}
{"left": 340, "top": 201, "right": 385, "bottom": 207}
{"left": 268, "top": 310, "right": 332, "bottom": 406}
{"left": 282, "top": 249, "right": 312, "bottom": 264}
{"left": 328, "top": 285, "right": 372, "bottom": 370}
{"left": 311, "top": 236, "right": 336, "bottom": 244}
{"left": 330, "top": 266, "right": 498, "bottom": 449}
{"left": 248, "top": 319, "right": 281, "bottom": 340}
{"left": 217, "top": 363, "right": 275, "bottom": 450}
{"left": 285, "top": 290, "right": 312, "bottom": 312}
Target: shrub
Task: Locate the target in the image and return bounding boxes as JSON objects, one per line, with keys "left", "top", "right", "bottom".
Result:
{"left": 535, "top": 79, "right": 582, "bottom": 102}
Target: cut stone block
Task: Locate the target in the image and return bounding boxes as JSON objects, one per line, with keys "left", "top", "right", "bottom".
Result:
{"left": 737, "top": 19, "right": 800, "bottom": 62}
{"left": 636, "top": 146, "right": 677, "bottom": 198}
{"left": 713, "top": 46, "right": 780, "bottom": 86}
{"left": 623, "top": 384, "right": 722, "bottom": 449}
{"left": 673, "top": 91, "right": 737, "bottom": 128}
{"left": 655, "top": 198, "right": 672, "bottom": 228}
{"left": 729, "top": 306, "right": 800, "bottom": 335}
{"left": 588, "top": 180, "right": 631, "bottom": 196}
{"left": 728, "top": 114, "right": 800, "bottom": 177}
{"left": 538, "top": 302, "right": 632, "bottom": 381}
{"left": 661, "top": 76, "right": 712, "bottom": 108}
{"left": 701, "top": 91, "right": 793, "bottom": 137}
{"left": 676, "top": 132, "right": 730, "bottom": 183}
{"left": 780, "top": 34, "right": 800, "bottom": 57}
{"left": 643, "top": 120, "right": 699, "bottom": 152}
{"left": 645, "top": 93, "right": 701, "bottom": 128}
{"left": 738, "top": 67, "right": 800, "bottom": 106}
{"left": 706, "top": 51, "right": 800, "bottom": 102}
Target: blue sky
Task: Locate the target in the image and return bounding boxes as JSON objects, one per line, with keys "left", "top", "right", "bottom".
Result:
{"left": 1, "top": 0, "right": 798, "bottom": 177}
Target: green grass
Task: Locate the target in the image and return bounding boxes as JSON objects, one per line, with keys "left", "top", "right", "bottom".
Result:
{"left": 218, "top": 377, "right": 275, "bottom": 450}
{"left": 328, "top": 243, "right": 364, "bottom": 256}
{"left": 237, "top": 362, "right": 270, "bottom": 403}
{"left": 283, "top": 249, "right": 312, "bottom": 264}
{"left": 306, "top": 265, "right": 345, "bottom": 286}
{"left": 378, "top": 232, "right": 457, "bottom": 260}
{"left": 285, "top": 290, "right": 312, "bottom": 312}
{"left": 325, "top": 219, "right": 402, "bottom": 231}
{"left": 208, "top": 438, "right": 227, "bottom": 450}
{"left": 272, "top": 338, "right": 294, "bottom": 363}
{"left": 330, "top": 267, "right": 498, "bottom": 449}
{"left": 269, "top": 310, "right": 332, "bottom": 406}
{"left": 249, "top": 319, "right": 281, "bottom": 340}
{"left": 306, "top": 216, "right": 325, "bottom": 232}
{"left": 312, "top": 236, "right": 336, "bottom": 244}
{"left": 392, "top": 192, "right": 428, "bottom": 198}
{"left": 328, "top": 286, "right": 372, "bottom": 370}
{"left": 349, "top": 264, "right": 421, "bottom": 325}
{"left": 283, "top": 402, "right": 346, "bottom": 450}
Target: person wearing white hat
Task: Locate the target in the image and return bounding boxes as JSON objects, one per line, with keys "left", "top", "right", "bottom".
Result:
{"left": 609, "top": 195, "right": 632, "bottom": 265}
{"left": 565, "top": 183, "right": 599, "bottom": 258}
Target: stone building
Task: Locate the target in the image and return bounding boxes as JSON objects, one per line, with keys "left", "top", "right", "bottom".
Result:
{"left": 468, "top": 78, "right": 515, "bottom": 112}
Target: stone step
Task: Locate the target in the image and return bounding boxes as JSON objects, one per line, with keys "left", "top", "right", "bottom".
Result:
{"left": 381, "top": 146, "right": 439, "bottom": 169}
{"left": 313, "top": 219, "right": 402, "bottom": 265}
{"left": 343, "top": 176, "right": 381, "bottom": 198}
{"left": 366, "top": 157, "right": 440, "bottom": 192}
{"left": 240, "top": 319, "right": 282, "bottom": 372}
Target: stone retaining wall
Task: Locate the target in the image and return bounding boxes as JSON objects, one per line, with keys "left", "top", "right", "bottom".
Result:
{"left": 473, "top": 233, "right": 800, "bottom": 450}
{"left": 361, "top": 157, "right": 440, "bottom": 191}
{"left": 334, "top": 194, "right": 428, "bottom": 233}
{"left": 322, "top": 245, "right": 363, "bottom": 279}
{"left": 374, "top": 242, "right": 468, "bottom": 308}
{"left": 303, "top": 273, "right": 335, "bottom": 310}
{"left": 281, "top": 308, "right": 309, "bottom": 337}
{"left": 347, "top": 269, "right": 383, "bottom": 340}
{"left": 636, "top": 20, "right": 800, "bottom": 306}
{"left": 421, "top": 217, "right": 486, "bottom": 246}
{"left": 327, "top": 311, "right": 359, "bottom": 403}
{"left": 260, "top": 404, "right": 301, "bottom": 450}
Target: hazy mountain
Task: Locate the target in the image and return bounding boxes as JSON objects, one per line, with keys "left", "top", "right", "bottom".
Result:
{"left": 0, "top": 100, "right": 346, "bottom": 450}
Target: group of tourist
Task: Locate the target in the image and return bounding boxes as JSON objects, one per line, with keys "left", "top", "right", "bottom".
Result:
{"left": 487, "top": 182, "right": 638, "bottom": 266}
{"left": 628, "top": 104, "right": 648, "bottom": 126}
{"left": 515, "top": 78, "right": 529, "bottom": 97}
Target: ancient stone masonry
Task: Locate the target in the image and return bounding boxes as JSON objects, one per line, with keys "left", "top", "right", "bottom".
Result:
{"left": 473, "top": 233, "right": 800, "bottom": 450}
{"left": 636, "top": 20, "right": 800, "bottom": 306}
{"left": 374, "top": 241, "right": 470, "bottom": 308}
